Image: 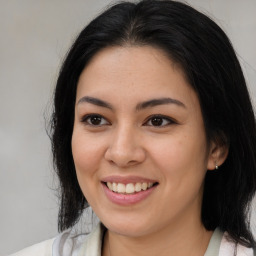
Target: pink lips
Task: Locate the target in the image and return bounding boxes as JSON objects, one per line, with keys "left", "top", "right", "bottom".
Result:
{"left": 101, "top": 176, "right": 158, "bottom": 206}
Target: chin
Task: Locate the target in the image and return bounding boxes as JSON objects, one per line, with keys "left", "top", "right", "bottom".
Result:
{"left": 100, "top": 215, "right": 156, "bottom": 237}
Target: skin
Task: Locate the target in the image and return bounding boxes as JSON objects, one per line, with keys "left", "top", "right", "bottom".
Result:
{"left": 72, "top": 46, "right": 227, "bottom": 256}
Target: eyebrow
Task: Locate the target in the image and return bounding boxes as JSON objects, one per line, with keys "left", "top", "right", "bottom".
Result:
{"left": 136, "top": 97, "right": 186, "bottom": 110}
{"left": 77, "top": 96, "right": 186, "bottom": 110}
{"left": 77, "top": 96, "right": 113, "bottom": 109}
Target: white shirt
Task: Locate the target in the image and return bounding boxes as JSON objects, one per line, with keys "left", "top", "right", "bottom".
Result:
{"left": 9, "top": 223, "right": 255, "bottom": 256}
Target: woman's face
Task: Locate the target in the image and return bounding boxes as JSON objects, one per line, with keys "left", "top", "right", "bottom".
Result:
{"left": 72, "top": 46, "right": 216, "bottom": 237}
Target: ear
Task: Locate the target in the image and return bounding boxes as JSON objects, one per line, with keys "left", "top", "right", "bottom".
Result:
{"left": 207, "top": 140, "right": 229, "bottom": 170}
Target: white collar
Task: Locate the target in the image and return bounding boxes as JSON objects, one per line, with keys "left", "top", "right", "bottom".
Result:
{"left": 53, "top": 223, "right": 254, "bottom": 256}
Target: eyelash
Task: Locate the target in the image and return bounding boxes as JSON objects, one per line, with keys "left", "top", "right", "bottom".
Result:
{"left": 80, "top": 114, "right": 176, "bottom": 127}
{"left": 144, "top": 115, "right": 176, "bottom": 127}
{"left": 81, "top": 114, "right": 110, "bottom": 126}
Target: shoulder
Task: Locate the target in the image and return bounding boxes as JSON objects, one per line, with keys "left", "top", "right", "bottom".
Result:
{"left": 9, "top": 238, "right": 55, "bottom": 256}
{"left": 8, "top": 222, "right": 104, "bottom": 256}
{"left": 219, "top": 232, "right": 255, "bottom": 256}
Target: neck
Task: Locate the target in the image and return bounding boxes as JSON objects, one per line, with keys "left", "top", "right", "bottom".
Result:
{"left": 102, "top": 216, "right": 213, "bottom": 256}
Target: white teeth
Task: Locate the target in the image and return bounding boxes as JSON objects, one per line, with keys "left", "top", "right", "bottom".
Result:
{"left": 107, "top": 182, "right": 112, "bottom": 190}
{"left": 106, "top": 182, "right": 155, "bottom": 194}
{"left": 126, "top": 183, "right": 134, "bottom": 194}
{"left": 117, "top": 183, "right": 126, "bottom": 193}
{"left": 135, "top": 182, "right": 142, "bottom": 192}
{"left": 112, "top": 182, "right": 117, "bottom": 192}
{"left": 142, "top": 182, "right": 147, "bottom": 191}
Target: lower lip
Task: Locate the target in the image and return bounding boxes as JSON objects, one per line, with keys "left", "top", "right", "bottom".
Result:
{"left": 102, "top": 183, "right": 157, "bottom": 206}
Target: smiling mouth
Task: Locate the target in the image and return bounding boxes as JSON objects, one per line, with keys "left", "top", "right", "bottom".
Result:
{"left": 104, "top": 182, "right": 158, "bottom": 194}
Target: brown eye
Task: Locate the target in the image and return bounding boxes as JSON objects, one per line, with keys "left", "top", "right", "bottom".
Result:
{"left": 81, "top": 114, "right": 109, "bottom": 126}
{"left": 145, "top": 115, "right": 174, "bottom": 127}
{"left": 90, "top": 116, "right": 102, "bottom": 125}
{"left": 151, "top": 117, "right": 164, "bottom": 126}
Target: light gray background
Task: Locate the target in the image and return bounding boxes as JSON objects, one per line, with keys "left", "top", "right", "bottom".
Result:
{"left": 0, "top": 0, "right": 255, "bottom": 255}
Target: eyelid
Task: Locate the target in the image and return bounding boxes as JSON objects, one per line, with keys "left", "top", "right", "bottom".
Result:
{"left": 144, "top": 114, "right": 176, "bottom": 127}
{"left": 79, "top": 113, "right": 176, "bottom": 127}
{"left": 80, "top": 113, "right": 110, "bottom": 126}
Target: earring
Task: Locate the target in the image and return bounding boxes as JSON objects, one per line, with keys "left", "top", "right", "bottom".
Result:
{"left": 215, "top": 164, "right": 219, "bottom": 170}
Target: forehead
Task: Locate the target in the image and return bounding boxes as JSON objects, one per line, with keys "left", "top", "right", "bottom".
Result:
{"left": 76, "top": 46, "right": 198, "bottom": 109}
{"left": 79, "top": 45, "right": 185, "bottom": 80}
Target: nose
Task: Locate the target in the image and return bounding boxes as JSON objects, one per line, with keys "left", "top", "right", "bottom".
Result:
{"left": 104, "top": 125, "right": 146, "bottom": 168}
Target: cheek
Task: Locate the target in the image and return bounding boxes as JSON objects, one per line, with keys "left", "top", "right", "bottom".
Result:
{"left": 71, "top": 131, "right": 105, "bottom": 204}
{"left": 149, "top": 137, "right": 192, "bottom": 166}
{"left": 71, "top": 131, "right": 104, "bottom": 178}
{"left": 149, "top": 132, "right": 208, "bottom": 179}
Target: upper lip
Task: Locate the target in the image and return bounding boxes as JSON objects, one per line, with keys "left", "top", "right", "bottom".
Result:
{"left": 101, "top": 175, "right": 158, "bottom": 185}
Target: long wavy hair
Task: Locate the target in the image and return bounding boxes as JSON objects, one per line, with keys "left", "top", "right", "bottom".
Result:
{"left": 50, "top": 0, "right": 256, "bottom": 248}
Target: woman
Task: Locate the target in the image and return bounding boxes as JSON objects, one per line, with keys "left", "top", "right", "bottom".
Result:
{"left": 11, "top": 0, "right": 256, "bottom": 255}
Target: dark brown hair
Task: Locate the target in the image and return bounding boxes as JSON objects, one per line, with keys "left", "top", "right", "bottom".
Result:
{"left": 50, "top": 0, "right": 256, "bottom": 248}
